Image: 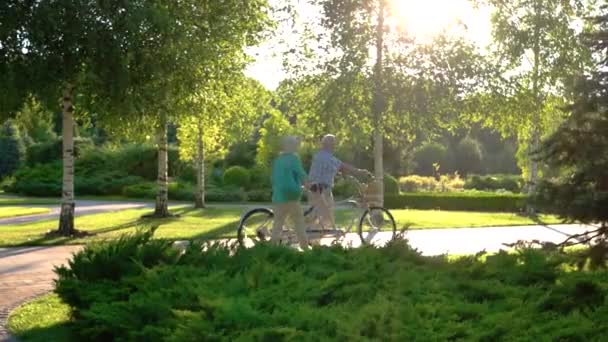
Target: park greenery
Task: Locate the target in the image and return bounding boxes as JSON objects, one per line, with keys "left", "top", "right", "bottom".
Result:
{"left": 2, "top": 0, "right": 608, "bottom": 339}
{"left": 8, "top": 230, "right": 608, "bottom": 341}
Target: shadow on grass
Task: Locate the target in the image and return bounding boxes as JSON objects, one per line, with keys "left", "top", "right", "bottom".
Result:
{"left": 15, "top": 219, "right": 147, "bottom": 247}
{"left": 11, "top": 321, "right": 75, "bottom": 342}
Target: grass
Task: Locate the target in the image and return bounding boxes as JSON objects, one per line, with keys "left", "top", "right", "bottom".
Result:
{"left": 0, "top": 205, "right": 562, "bottom": 247}
{"left": 7, "top": 294, "right": 72, "bottom": 342}
{"left": 0, "top": 196, "right": 59, "bottom": 205}
{"left": 0, "top": 206, "right": 51, "bottom": 219}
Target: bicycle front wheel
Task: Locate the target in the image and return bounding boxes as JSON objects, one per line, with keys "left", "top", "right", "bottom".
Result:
{"left": 358, "top": 207, "right": 397, "bottom": 246}
{"left": 237, "top": 208, "right": 274, "bottom": 247}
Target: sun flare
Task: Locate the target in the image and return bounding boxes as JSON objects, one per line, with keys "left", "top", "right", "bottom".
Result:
{"left": 390, "top": 0, "right": 491, "bottom": 45}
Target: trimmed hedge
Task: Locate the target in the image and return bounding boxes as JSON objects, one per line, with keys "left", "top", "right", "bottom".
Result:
{"left": 385, "top": 191, "right": 527, "bottom": 212}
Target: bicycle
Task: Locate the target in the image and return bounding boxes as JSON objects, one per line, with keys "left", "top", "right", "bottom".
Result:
{"left": 236, "top": 175, "right": 398, "bottom": 248}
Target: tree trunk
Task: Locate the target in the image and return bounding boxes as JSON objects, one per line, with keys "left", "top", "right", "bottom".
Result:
{"left": 57, "top": 84, "right": 76, "bottom": 235}
{"left": 527, "top": 0, "right": 542, "bottom": 213}
{"left": 372, "top": 0, "right": 386, "bottom": 205}
{"left": 194, "top": 120, "right": 205, "bottom": 208}
{"left": 154, "top": 112, "right": 170, "bottom": 217}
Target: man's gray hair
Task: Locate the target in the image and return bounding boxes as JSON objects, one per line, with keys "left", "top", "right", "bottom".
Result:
{"left": 321, "top": 134, "right": 336, "bottom": 146}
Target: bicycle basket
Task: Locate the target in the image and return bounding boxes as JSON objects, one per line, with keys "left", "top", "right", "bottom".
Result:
{"left": 363, "top": 179, "right": 383, "bottom": 207}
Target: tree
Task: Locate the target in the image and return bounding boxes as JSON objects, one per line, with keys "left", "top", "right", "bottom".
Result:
{"left": 178, "top": 77, "right": 270, "bottom": 208}
{"left": 0, "top": 119, "right": 25, "bottom": 179}
{"left": 413, "top": 143, "right": 448, "bottom": 176}
{"left": 452, "top": 137, "right": 484, "bottom": 177}
{"left": 533, "top": 7, "right": 608, "bottom": 265}
{"left": 1, "top": 1, "right": 154, "bottom": 234}
{"left": 477, "top": 0, "right": 593, "bottom": 191}
{"left": 305, "top": 1, "right": 488, "bottom": 202}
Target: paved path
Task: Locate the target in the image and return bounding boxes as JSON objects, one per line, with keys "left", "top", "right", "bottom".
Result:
{"left": 0, "top": 245, "right": 81, "bottom": 341}
{"left": 0, "top": 223, "right": 596, "bottom": 340}
{"left": 0, "top": 200, "right": 264, "bottom": 226}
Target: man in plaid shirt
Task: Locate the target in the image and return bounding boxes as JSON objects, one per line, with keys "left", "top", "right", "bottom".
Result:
{"left": 308, "top": 134, "right": 369, "bottom": 229}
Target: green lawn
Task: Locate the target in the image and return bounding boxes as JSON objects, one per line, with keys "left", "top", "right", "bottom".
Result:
{"left": 0, "top": 206, "right": 51, "bottom": 219}
{"left": 0, "top": 196, "right": 59, "bottom": 206}
{"left": 0, "top": 206, "right": 561, "bottom": 247}
{"left": 7, "top": 294, "right": 72, "bottom": 342}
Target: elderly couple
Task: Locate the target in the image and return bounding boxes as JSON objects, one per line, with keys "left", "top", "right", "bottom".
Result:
{"left": 270, "top": 134, "right": 370, "bottom": 250}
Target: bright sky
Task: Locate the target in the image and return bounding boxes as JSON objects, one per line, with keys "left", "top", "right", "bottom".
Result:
{"left": 245, "top": 0, "right": 493, "bottom": 90}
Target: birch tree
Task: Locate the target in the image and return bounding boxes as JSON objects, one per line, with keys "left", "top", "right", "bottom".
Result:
{"left": 478, "top": 0, "right": 593, "bottom": 191}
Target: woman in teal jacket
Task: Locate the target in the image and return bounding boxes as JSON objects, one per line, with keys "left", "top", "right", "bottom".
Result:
{"left": 270, "top": 136, "right": 309, "bottom": 250}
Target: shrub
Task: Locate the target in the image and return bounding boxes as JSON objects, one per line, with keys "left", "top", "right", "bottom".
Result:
{"left": 6, "top": 162, "right": 62, "bottom": 196}
{"left": 54, "top": 234, "right": 608, "bottom": 341}
{"left": 413, "top": 142, "right": 447, "bottom": 176}
{"left": 451, "top": 137, "right": 484, "bottom": 176}
{"left": 384, "top": 191, "right": 526, "bottom": 212}
{"left": 249, "top": 164, "right": 271, "bottom": 189}
{"left": 383, "top": 174, "right": 399, "bottom": 195}
{"left": 26, "top": 137, "right": 93, "bottom": 166}
{"left": 333, "top": 177, "right": 359, "bottom": 198}
{"left": 223, "top": 166, "right": 251, "bottom": 189}
{"left": 0, "top": 119, "right": 26, "bottom": 179}
{"left": 399, "top": 175, "right": 438, "bottom": 192}
{"left": 399, "top": 174, "right": 465, "bottom": 193}
{"left": 206, "top": 187, "right": 247, "bottom": 202}
{"left": 465, "top": 174, "right": 523, "bottom": 193}
{"left": 122, "top": 182, "right": 157, "bottom": 199}
{"left": 246, "top": 189, "right": 271, "bottom": 202}
{"left": 122, "top": 182, "right": 195, "bottom": 201}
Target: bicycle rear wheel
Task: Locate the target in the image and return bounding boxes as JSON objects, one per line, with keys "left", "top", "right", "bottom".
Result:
{"left": 358, "top": 207, "right": 397, "bottom": 246}
{"left": 237, "top": 208, "right": 274, "bottom": 247}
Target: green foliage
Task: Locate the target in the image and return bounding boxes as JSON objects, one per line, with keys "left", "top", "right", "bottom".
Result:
{"left": 413, "top": 142, "right": 447, "bottom": 176}
{"left": 224, "top": 141, "right": 257, "bottom": 168}
{"left": 385, "top": 192, "right": 526, "bottom": 212}
{"left": 223, "top": 166, "right": 251, "bottom": 189}
{"left": 399, "top": 174, "right": 465, "bottom": 193}
{"left": 255, "top": 110, "right": 295, "bottom": 167}
{"left": 532, "top": 8, "right": 608, "bottom": 228}
{"left": 383, "top": 174, "right": 399, "bottom": 195}
{"left": 6, "top": 162, "right": 62, "bottom": 196}
{"left": 53, "top": 233, "right": 608, "bottom": 341}
{"left": 465, "top": 174, "right": 523, "bottom": 193}
{"left": 451, "top": 137, "right": 484, "bottom": 176}
{"left": 249, "top": 164, "right": 271, "bottom": 190}
{"left": 26, "top": 137, "right": 94, "bottom": 167}
{"left": 0, "top": 119, "right": 26, "bottom": 179}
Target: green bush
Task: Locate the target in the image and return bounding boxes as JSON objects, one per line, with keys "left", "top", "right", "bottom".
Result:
{"left": 383, "top": 174, "right": 399, "bottom": 195}
{"left": 385, "top": 191, "right": 526, "bottom": 212}
{"left": 398, "top": 174, "right": 466, "bottom": 193}
{"left": 54, "top": 233, "right": 608, "bottom": 341}
{"left": 206, "top": 187, "right": 247, "bottom": 202}
{"left": 223, "top": 166, "right": 251, "bottom": 189}
{"left": 26, "top": 137, "right": 93, "bottom": 166}
{"left": 0, "top": 119, "right": 26, "bottom": 179}
{"left": 249, "top": 164, "right": 271, "bottom": 189}
{"left": 413, "top": 142, "right": 447, "bottom": 176}
{"left": 465, "top": 174, "right": 523, "bottom": 193}
{"left": 122, "top": 182, "right": 194, "bottom": 201}
{"left": 333, "top": 177, "right": 359, "bottom": 198}
{"left": 246, "top": 189, "right": 271, "bottom": 202}
{"left": 6, "top": 162, "right": 62, "bottom": 196}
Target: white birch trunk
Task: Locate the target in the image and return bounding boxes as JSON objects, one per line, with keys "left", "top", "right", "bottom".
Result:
{"left": 58, "top": 84, "right": 76, "bottom": 235}
{"left": 194, "top": 120, "right": 205, "bottom": 208}
{"left": 372, "top": 0, "right": 386, "bottom": 206}
{"left": 154, "top": 113, "right": 170, "bottom": 217}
